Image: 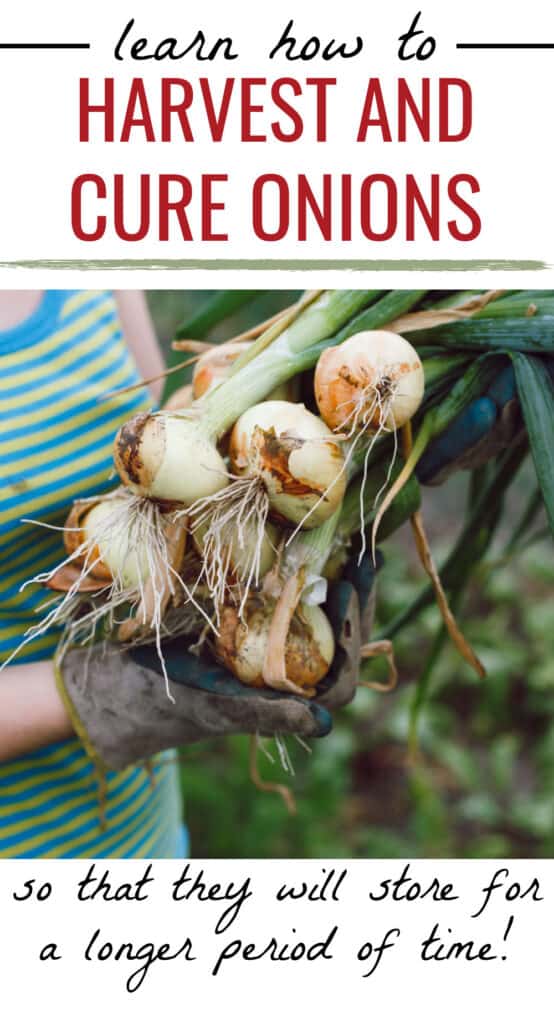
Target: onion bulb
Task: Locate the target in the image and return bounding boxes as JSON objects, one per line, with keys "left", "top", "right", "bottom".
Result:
{"left": 192, "top": 517, "right": 278, "bottom": 583}
{"left": 79, "top": 498, "right": 153, "bottom": 589}
{"left": 163, "top": 383, "right": 193, "bottom": 412}
{"left": 192, "top": 342, "right": 251, "bottom": 398}
{"left": 63, "top": 498, "right": 111, "bottom": 577}
{"left": 215, "top": 598, "right": 335, "bottom": 696}
{"left": 114, "top": 411, "right": 227, "bottom": 505}
{"left": 229, "top": 400, "right": 346, "bottom": 529}
{"left": 315, "top": 330, "right": 424, "bottom": 435}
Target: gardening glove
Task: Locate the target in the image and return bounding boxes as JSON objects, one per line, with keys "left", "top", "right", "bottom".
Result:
{"left": 58, "top": 642, "right": 334, "bottom": 774}
{"left": 317, "top": 550, "right": 383, "bottom": 711}
{"left": 58, "top": 546, "right": 383, "bottom": 771}
{"left": 127, "top": 551, "right": 382, "bottom": 726}
{"left": 416, "top": 365, "right": 523, "bottom": 485}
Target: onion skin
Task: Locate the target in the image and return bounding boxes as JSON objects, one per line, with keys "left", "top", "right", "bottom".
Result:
{"left": 163, "top": 384, "right": 193, "bottom": 412}
{"left": 193, "top": 341, "right": 298, "bottom": 402}
{"left": 62, "top": 499, "right": 113, "bottom": 582}
{"left": 215, "top": 599, "right": 335, "bottom": 695}
{"left": 229, "top": 401, "right": 346, "bottom": 529}
{"left": 193, "top": 342, "right": 251, "bottom": 399}
{"left": 63, "top": 499, "right": 108, "bottom": 564}
{"left": 113, "top": 412, "right": 227, "bottom": 505}
{"left": 315, "top": 330, "right": 424, "bottom": 433}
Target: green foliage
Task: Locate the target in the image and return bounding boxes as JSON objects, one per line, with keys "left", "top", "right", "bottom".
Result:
{"left": 512, "top": 353, "right": 554, "bottom": 538}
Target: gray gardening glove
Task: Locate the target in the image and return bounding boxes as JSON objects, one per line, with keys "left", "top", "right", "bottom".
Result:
{"left": 58, "top": 642, "right": 333, "bottom": 773}
{"left": 57, "top": 549, "right": 383, "bottom": 773}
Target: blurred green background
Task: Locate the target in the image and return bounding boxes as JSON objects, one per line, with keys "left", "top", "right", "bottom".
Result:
{"left": 147, "top": 290, "right": 554, "bottom": 859}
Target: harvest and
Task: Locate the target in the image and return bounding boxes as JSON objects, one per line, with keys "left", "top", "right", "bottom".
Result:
{"left": 9, "top": 289, "right": 554, "bottom": 804}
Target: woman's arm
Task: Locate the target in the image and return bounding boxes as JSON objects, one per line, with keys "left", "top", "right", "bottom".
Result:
{"left": 115, "top": 291, "right": 166, "bottom": 402}
{"left": 0, "top": 662, "right": 73, "bottom": 761}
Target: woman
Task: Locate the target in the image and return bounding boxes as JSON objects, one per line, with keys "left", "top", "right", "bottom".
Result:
{"left": 0, "top": 290, "right": 186, "bottom": 857}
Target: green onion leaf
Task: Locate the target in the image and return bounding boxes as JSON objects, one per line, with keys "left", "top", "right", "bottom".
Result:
{"left": 512, "top": 352, "right": 554, "bottom": 537}
{"left": 406, "top": 315, "right": 554, "bottom": 353}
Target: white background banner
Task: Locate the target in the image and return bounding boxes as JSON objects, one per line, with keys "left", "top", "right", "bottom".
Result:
{"left": 0, "top": 858, "right": 550, "bottom": 1022}
{"left": 0, "top": 0, "right": 553, "bottom": 285}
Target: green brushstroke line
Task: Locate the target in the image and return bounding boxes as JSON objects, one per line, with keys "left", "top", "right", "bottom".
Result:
{"left": 0, "top": 258, "right": 546, "bottom": 271}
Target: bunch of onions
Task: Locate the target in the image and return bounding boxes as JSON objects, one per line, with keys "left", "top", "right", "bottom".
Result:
{"left": 113, "top": 291, "right": 374, "bottom": 509}
{"left": 110, "top": 292, "right": 376, "bottom": 620}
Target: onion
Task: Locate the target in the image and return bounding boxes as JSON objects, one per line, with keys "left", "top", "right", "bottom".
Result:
{"left": 215, "top": 598, "right": 335, "bottom": 696}
{"left": 79, "top": 498, "right": 153, "bottom": 589}
{"left": 192, "top": 342, "right": 251, "bottom": 398}
{"left": 192, "top": 516, "right": 278, "bottom": 583}
{"left": 114, "top": 411, "right": 227, "bottom": 505}
{"left": 63, "top": 498, "right": 112, "bottom": 580}
{"left": 229, "top": 401, "right": 346, "bottom": 529}
{"left": 315, "top": 330, "right": 424, "bottom": 435}
{"left": 163, "top": 383, "right": 193, "bottom": 412}
{"left": 193, "top": 341, "right": 297, "bottom": 402}
{"left": 114, "top": 292, "right": 375, "bottom": 509}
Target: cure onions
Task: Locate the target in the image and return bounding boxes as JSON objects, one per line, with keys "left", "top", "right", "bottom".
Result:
{"left": 315, "top": 330, "right": 424, "bottom": 436}
{"left": 229, "top": 401, "right": 346, "bottom": 529}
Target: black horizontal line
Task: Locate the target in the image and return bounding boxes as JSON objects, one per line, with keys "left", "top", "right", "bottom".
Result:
{"left": 0, "top": 42, "right": 90, "bottom": 49}
{"left": 457, "top": 42, "right": 554, "bottom": 49}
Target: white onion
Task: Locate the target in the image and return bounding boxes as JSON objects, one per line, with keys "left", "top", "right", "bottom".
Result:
{"left": 315, "top": 330, "right": 424, "bottom": 434}
{"left": 192, "top": 516, "right": 278, "bottom": 582}
{"left": 229, "top": 401, "right": 346, "bottom": 529}
{"left": 114, "top": 412, "right": 227, "bottom": 505}
{"left": 82, "top": 498, "right": 152, "bottom": 589}
{"left": 215, "top": 599, "right": 335, "bottom": 695}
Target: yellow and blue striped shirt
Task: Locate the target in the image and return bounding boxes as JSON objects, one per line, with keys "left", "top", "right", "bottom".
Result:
{"left": 0, "top": 290, "right": 184, "bottom": 858}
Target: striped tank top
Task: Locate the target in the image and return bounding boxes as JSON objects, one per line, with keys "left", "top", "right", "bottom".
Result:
{"left": 0, "top": 290, "right": 184, "bottom": 858}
